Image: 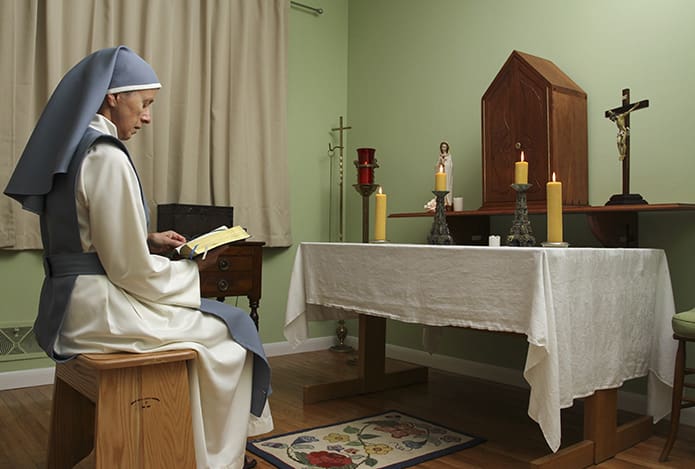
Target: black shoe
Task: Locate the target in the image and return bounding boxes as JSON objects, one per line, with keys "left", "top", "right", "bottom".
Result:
{"left": 244, "top": 456, "right": 257, "bottom": 469}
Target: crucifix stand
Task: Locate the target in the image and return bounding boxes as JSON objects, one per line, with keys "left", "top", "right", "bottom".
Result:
{"left": 329, "top": 116, "right": 352, "bottom": 242}
{"left": 329, "top": 116, "right": 353, "bottom": 353}
{"left": 604, "top": 88, "right": 649, "bottom": 205}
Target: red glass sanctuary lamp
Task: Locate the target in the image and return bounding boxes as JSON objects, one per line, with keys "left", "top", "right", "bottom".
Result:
{"left": 356, "top": 148, "right": 376, "bottom": 184}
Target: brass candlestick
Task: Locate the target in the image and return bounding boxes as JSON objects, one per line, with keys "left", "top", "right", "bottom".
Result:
{"left": 354, "top": 183, "right": 379, "bottom": 243}
{"left": 330, "top": 160, "right": 380, "bottom": 355}
{"left": 427, "top": 190, "right": 453, "bottom": 245}
{"left": 507, "top": 183, "right": 535, "bottom": 246}
{"left": 331, "top": 183, "right": 378, "bottom": 355}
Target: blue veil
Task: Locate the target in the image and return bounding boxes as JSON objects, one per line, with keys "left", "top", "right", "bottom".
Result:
{"left": 4, "top": 46, "right": 160, "bottom": 214}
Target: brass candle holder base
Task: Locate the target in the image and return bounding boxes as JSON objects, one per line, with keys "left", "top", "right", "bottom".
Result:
{"left": 330, "top": 319, "right": 354, "bottom": 353}
{"left": 541, "top": 241, "right": 570, "bottom": 248}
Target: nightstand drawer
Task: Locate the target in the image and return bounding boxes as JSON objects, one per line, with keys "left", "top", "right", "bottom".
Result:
{"left": 197, "top": 242, "right": 264, "bottom": 300}
{"left": 200, "top": 271, "right": 254, "bottom": 296}
{"left": 205, "top": 253, "right": 253, "bottom": 273}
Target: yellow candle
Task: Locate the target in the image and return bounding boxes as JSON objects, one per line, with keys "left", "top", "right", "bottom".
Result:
{"left": 546, "top": 172, "right": 563, "bottom": 243}
{"left": 515, "top": 151, "right": 528, "bottom": 184}
{"left": 374, "top": 186, "right": 387, "bottom": 241}
{"left": 435, "top": 164, "right": 447, "bottom": 191}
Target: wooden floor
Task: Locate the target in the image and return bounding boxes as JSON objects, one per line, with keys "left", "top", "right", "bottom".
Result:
{"left": 2, "top": 350, "right": 695, "bottom": 468}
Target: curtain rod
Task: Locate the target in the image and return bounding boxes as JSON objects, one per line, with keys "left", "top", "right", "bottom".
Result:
{"left": 290, "top": 1, "right": 323, "bottom": 15}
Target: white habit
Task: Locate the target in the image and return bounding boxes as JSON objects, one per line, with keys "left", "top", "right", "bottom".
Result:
{"left": 55, "top": 115, "right": 273, "bottom": 469}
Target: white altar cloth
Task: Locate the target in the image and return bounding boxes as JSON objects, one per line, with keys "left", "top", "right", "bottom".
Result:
{"left": 284, "top": 242, "right": 677, "bottom": 452}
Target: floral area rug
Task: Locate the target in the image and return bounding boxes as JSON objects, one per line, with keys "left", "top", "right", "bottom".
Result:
{"left": 246, "top": 410, "right": 484, "bottom": 468}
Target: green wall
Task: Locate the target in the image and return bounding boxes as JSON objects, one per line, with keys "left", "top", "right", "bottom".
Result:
{"left": 2, "top": 0, "right": 695, "bottom": 379}
{"left": 345, "top": 0, "right": 695, "bottom": 366}
{"left": 260, "top": 0, "right": 350, "bottom": 343}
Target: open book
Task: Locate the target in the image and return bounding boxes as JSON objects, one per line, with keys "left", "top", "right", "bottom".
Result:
{"left": 177, "top": 225, "right": 250, "bottom": 259}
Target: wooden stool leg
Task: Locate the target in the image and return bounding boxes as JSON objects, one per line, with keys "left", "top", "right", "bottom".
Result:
{"left": 139, "top": 360, "right": 195, "bottom": 466}
{"left": 47, "top": 377, "right": 95, "bottom": 469}
{"left": 94, "top": 360, "right": 195, "bottom": 468}
{"left": 660, "top": 339, "right": 686, "bottom": 462}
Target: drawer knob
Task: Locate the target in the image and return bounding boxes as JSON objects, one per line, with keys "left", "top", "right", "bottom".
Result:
{"left": 218, "top": 259, "right": 230, "bottom": 271}
{"left": 217, "top": 279, "right": 230, "bottom": 292}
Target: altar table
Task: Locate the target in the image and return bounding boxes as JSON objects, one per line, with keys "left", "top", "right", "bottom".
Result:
{"left": 284, "top": 242, "right": 677, "bottom": 464}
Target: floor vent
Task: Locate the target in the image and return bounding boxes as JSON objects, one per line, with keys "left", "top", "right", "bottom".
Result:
{"left": 0, "top": 325, "right": 43, "bottom": 361}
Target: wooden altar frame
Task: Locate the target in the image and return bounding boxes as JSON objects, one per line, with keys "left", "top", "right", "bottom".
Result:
{"left": 302, "top": 315, "right": 652, "bottom": 468}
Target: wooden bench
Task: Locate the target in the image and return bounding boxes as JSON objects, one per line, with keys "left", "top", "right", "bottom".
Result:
{"left": 48, "top": 349, "right": 197, "bottom": 468}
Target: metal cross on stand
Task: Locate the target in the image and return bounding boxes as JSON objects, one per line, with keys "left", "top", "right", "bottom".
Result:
{"left": 328, "top": 116, "right": 354, "bottom": 354}
{"left": 329, "top": 116, "right": 352, "bottom": 241}
{"left": 604, "top": 88, "right": 650, "bottom": 205}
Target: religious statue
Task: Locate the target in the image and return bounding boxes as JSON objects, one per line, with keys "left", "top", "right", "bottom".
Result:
{"left": 424, "top": 141, "right": 453, "bottom": 211}
{"left": 606, "top": 103, "right": 640, "bottom": 161}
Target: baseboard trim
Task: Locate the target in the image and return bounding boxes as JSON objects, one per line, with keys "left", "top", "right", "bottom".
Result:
{"left": 0, "top": 337, "right": 343, "bottom": 390}
{"left": 0, "top": 366, "right": 55, "bottom": 391}
{"left": 382, "top": 342, "right": 695, "bottom": 427}
{"left": 1, "top": 335, "right": 692, "bottom": 427}
{"left": 263, "top": 335, "right": 357, "bottom": 357}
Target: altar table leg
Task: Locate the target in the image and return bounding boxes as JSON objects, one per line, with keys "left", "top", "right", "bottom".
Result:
{"left": 584, "top": 388, "right": 618, "bottom": 462}
{"left": 359, "top": 315, "right": 386, "bottom": 392}
{"left": 302, "top": 315, "right": 428, "bottom": 404}
{"left": 531, "top": 388, "right": 653, "bottom": 468}
{"left": 584, "top": 388, "right": 652, "bottom": 463}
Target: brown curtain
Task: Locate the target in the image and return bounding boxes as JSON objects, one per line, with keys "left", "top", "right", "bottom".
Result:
{"left": 0, "top": 0, "right": 291, "bottom": 249}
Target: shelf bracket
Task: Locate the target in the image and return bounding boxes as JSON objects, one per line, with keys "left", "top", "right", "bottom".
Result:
{"left": 586, "top": 212, "right": 639, "bottom": 248}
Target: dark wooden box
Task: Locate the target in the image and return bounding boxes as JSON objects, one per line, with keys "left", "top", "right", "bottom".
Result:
{"left": 481, "top": 50, "right": 588, "bottom": 210}
{"left": 157, "top": 204, "right": 234, "bottom": 239}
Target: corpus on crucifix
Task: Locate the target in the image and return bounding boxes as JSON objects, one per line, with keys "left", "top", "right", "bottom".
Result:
{"left": 604, "top": 88, "right": 649, "bottom": 205}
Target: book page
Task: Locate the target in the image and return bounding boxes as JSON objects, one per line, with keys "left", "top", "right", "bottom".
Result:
{"left": 177, "top": 225, "right": 250, "bottom": 258}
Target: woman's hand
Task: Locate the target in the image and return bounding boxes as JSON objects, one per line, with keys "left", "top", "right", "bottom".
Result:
{"left": 147, "top": 230, "right": 187, "bottom": 254}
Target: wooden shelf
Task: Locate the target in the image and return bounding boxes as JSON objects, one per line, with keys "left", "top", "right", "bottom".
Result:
{"left": 390, "top": 203, "right": 695, "bottom": 218}
{"left": 389, "top": 203, "right": 695, "bottom": 247}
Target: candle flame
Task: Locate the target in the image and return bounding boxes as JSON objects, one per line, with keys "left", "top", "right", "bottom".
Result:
{"left": 521, "top": 151, "right": 525, "bottom": 162}
{"left": 552, "top": 172, "right": 556, "bottom": 182}
{"left": 438, "top": 163, "right": 444, "bottom": 173}
{"left": 378, "top": 185, "right": 383, "bottom": 194}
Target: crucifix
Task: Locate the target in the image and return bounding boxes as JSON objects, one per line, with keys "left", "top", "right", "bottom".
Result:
{"left": 329, "top": 116, "right": 355, "bottom": 354}
{"left": 604, "top": 88, "right": 649, "bottom": 205}
{"left": 329, "top": 116, "right": 352, "bottom": 242}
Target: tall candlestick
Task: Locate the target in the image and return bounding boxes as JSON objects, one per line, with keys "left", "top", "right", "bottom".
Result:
{"left": 374, "top": 186, "right": 387, "bottom": 241}
{"left": 515, "top": 151, "right": 528, "bottom": 184}
{"left": 435, "top": 164, "right": 447, "bottom": 191}
{"left": 546, "top": 172, "right": 563, "bottom": 243}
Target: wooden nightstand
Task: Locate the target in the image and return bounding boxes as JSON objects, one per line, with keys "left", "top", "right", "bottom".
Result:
{"left": 196, "top": 241, "right": 264, "bottom": 329}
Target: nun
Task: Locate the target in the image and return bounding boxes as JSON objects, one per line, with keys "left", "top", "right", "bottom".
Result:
{"left": 5, "top": 46, "right": 271, "bottom": 469}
